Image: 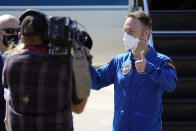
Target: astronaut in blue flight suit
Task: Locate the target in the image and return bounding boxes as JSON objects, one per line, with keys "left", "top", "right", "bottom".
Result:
{"left": 87, "top": 11, "right": 178, "bottom": 131}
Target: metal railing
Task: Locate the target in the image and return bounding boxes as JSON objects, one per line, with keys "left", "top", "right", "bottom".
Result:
{"left": 143, "top": 0, "right": 149, "bottom": 14}
{"left": 142, "top": 0, "right": 153, "bottom": 46}
{"left": 153, "top": 30, "right": 196, "bottom": 35}
{"left": 128, "top": 0, "right": 135, "bottom": 12}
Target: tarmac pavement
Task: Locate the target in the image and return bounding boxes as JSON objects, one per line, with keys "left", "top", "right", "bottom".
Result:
{"left": 73, "top": 85, "right": 114, "bottom": 131}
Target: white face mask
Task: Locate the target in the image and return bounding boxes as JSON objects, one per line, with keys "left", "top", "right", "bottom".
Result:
{"left": 123, "top": 32, "right": 140, "bottom": 51}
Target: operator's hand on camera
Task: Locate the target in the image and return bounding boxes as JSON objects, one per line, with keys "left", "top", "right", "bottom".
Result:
{"left": 84, "top": 47, "right": 90, "bottom": 56}
{"left": 84, "top": 47, "right": 93, "bottom": 65}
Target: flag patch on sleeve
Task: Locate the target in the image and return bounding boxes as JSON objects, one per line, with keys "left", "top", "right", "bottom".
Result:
{"left": 168, "top": 60, "right": 176, "bottom": 69}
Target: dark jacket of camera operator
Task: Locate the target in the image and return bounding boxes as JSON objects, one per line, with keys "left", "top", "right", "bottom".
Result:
{"left": 2, "top": 11, "right": 87, "bottom": 131}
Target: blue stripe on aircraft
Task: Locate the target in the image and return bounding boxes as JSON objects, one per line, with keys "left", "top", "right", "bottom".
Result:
{"left": 0, "top": 0, "right": 128, "bottom": 6}
{"left": 0, "top": 8, "right": 128, "bottom": 12}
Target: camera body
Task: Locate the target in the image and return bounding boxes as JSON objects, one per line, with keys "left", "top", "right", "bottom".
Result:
{"left": 48, "top": 16, "right": 92, "bottom": 99}
{"left": 48, "top": 16, "right": 90, "bottom": 55}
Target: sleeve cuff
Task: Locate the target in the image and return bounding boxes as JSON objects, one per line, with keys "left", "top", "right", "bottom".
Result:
{"left": 88, "top": 64, "right": 94, "bottom": 70}
{"left": 88, "top": 64, "right": 95, "bottom": 76}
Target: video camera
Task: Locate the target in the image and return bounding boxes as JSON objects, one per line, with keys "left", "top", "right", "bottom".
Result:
{"left": 48, "top": 16, "right": 92, "bottom": 56}
{"left": 48, "top": 16, "right": 92, "bottom": 99}
{"left": 19, "top": 9, "right": 92, "bottom": 56}
{"left": 20, "top": 10, "right": 92, "bottom": 99}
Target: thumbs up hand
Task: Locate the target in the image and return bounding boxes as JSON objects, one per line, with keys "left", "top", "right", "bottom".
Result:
{"left": 135, "top": 50, "right": 147, "bottom": 73}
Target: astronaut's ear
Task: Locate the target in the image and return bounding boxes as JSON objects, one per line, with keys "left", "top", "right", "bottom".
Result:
{"left": 144, "top": 28, "right": 150, "bottom": 39}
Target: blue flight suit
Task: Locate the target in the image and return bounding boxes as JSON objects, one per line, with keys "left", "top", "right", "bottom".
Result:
{"left": 0, "top": 53, "right": 5, "bottom": 131}
{"left": 89, "top": 46, "right": 178, "bottom": 131}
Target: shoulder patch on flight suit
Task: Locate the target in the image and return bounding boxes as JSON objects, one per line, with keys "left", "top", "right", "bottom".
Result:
{"left": 122, "top": 63, "right": 132, "bottom": 75}
{"left": 168, "top": 60, "right": 176, "bottom": 69}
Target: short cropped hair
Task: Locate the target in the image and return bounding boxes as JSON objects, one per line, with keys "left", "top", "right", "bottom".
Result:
{"left": 127, "top": 11, "right": 152, "bottom": 30}
{"left": 20, "top": 15, "right": 46, "bottom": 38}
